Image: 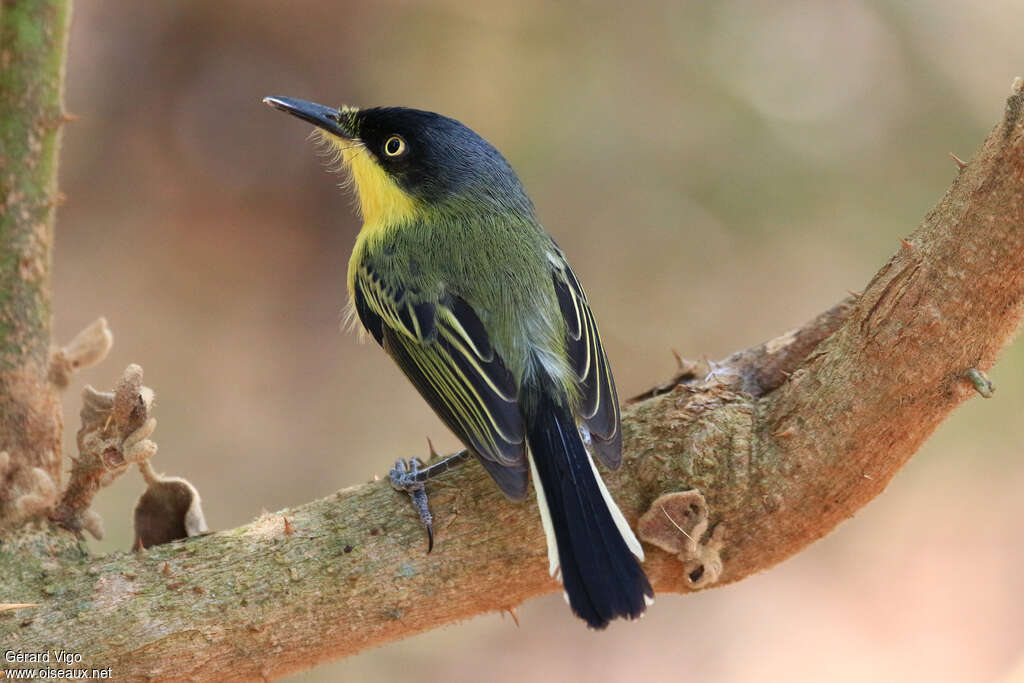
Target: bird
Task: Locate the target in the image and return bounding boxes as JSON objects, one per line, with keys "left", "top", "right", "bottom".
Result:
{"left": 263, "top": 95, "right": 653, "bottom": 629}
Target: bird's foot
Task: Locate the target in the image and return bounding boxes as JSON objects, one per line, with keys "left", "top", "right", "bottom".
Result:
{"left": 390, "top": 457, "right": 434, "bottom": 552}
{"left": 389, "top": 448, "right": 473, "bottom": 554}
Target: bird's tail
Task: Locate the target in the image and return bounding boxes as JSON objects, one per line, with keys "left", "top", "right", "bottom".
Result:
{"left": 526, "top": 387, "right": 653, "bottom": 629}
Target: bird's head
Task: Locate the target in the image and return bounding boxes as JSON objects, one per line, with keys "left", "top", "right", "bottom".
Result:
{"left": 264, "top": 96, "right": 534, "bottom": 227}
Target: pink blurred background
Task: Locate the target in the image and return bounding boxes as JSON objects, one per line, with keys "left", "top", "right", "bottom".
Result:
{"left": 53, "top": 1, "right": 1024, "bottom": 681}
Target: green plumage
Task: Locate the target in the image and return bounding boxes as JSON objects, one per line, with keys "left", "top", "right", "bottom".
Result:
{"left": 265, "top": 96, "right": 649, "bottom": 628}
{"left": 351, "top": 202, "right": 612, "bottom": 498}
{"left": 359, "top": 206, "right": 566, "bottom": 385}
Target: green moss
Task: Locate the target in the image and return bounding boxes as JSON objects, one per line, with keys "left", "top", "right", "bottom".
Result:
{"left": 0, "top": 0, "right": 68, "bottom": 366}
{"left": 5, "top": 3, "right": 46, "bottom": 50}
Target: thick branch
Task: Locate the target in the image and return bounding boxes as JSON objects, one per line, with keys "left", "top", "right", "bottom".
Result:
{"left": 0, "top": 0, "right": 71, "bottom": 528}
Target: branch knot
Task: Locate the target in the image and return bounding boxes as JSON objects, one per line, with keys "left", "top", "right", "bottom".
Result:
{"left": 637, "top": 490, "right": 726, "bottom": 589}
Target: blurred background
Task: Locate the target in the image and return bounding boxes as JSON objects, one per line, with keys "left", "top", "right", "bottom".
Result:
{"left": 55, "top": 1, "right": 1023, "bottom": 681}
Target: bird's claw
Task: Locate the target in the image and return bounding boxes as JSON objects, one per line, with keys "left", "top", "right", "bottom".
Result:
{"left": 390, "top": 458, "right": 434, "bottom": 553}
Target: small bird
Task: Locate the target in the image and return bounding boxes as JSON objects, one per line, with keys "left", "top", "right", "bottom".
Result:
{"left": 264, "top": 96, "right": 653, "bottom": 628}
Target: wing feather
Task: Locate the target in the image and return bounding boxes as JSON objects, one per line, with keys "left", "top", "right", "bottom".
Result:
{"left": 352, "top": 263, "right": 527, "bottom": 496}
{"left": 551, "top": 259, "right": 623, "bottom": 469}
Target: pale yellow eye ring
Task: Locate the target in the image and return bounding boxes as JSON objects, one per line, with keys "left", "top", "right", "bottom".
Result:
{"left": 383, "top": 135, "right": 406, "bottom": 157}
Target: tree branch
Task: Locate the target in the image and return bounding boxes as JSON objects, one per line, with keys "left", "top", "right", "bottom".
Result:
{"left": 1, "top": 80, "right": 1021, "bottom": 680}
{"left": 0, "top": 0, "right": 71, "bottom": 530}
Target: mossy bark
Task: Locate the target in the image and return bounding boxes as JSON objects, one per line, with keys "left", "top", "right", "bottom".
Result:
{"left": 0, "top": 0, "right": 71, "bottom": 527}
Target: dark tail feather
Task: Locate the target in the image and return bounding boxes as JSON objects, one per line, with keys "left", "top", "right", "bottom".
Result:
{"left": 526, "top": 389, "right": 653, "bottom": 629}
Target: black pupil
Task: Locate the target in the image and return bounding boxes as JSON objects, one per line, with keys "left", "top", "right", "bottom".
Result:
{"left": 386, "top": 138, "right": 401, "bottom": 154}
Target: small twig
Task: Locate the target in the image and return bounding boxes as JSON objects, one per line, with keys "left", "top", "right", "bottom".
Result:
{"left": 965, "top": 368, "right": 995, "bottom": 398}
{"left": 949, "top": 152, "right": 968, "bottom": 170}
{"left": 0, "top": 603, "right": 40, "bottom": 612}
{"left": 661, "top": 505, "right": 695, "bottom": 543}
{"left": 49, "top": 317, "right": 113, "bottom": 390}
{"left": 51, "top": 365, "right": 159, "bottom": 538}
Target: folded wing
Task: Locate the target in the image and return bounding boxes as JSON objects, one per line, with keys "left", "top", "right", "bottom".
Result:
{"left": 550, "top": 256, "right": 622, "bottom": 469}
{"left": 352, "top": 263, "right": 528, "bottom": 499}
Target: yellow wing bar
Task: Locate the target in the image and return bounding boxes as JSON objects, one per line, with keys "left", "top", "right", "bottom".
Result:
{"left": 352, "top": 265, "right": 526, "bottom": 472}
{"left": 551, "top": 258, "right": 622, "bottom": 469}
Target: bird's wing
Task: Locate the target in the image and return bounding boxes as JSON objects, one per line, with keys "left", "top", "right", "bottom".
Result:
{"left": 352, "top": 262, "right": 528, "bottom": 497}
{"left": 551, "top": 256, "right": 622, "bottom": 469}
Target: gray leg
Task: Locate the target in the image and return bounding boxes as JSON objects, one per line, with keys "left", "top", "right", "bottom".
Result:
{"left": 389, "top": 449, "right": 472, "bottom": 553}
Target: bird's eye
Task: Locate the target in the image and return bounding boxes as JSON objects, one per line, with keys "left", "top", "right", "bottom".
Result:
{"left": 383, "top": 135, "right": 406, "bottom": 157}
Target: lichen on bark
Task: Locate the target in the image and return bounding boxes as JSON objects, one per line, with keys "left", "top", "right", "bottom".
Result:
{"left": 0, "top": 0, "right": 72, "bottom": 529}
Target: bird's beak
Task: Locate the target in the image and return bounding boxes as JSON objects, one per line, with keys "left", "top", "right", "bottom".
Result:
{"left": 263, "top": 96, "right": 355, "bottom": 139}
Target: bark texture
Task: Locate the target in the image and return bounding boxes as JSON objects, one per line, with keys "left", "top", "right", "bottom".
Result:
{"left": 0, "top": 0, "right": 71, "bottom": 530}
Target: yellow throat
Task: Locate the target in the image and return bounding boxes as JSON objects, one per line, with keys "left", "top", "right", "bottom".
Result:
{"left": 318, "top": 130, "right": 420, "bottom": 232}
{"left": 317, "top": 129, "right": 420, "bottom": 296}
